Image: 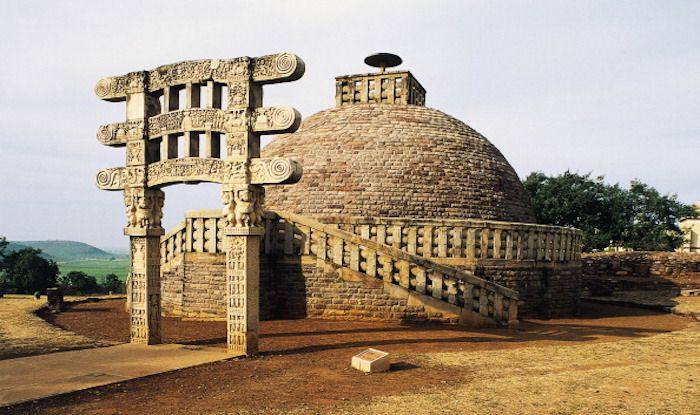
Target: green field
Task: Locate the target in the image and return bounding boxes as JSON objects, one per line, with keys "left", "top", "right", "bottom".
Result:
{"left": 57, "top": 259, "right": 129, "bottom": 282}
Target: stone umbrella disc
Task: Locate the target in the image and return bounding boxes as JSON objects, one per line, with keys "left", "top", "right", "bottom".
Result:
{"left": 364, "top": 53, "right": 402, "bottom": 69}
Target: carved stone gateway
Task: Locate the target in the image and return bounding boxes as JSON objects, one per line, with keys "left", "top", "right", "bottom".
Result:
{"left": 95, "top": 53, "right": 304, "bottom": 354}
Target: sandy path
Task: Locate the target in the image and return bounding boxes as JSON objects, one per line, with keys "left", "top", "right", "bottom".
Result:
{"left": 0, "top": 296, "right": 111, "bottom": 360}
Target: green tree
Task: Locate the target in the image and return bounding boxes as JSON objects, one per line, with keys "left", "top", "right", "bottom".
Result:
{"left": 621, "top": 180, "right": 696, "bottom": 251}
{"left": 523, "top": 171, "right": 696, "bottom": 252}
{"left": 102, "top": 273, "right": 123, "bottom": 293}
{"left": 59, "top": 271, "right": 101, "bottom": 295}
{"left": 0, "top": 243, "right": 59, "bottom": 294}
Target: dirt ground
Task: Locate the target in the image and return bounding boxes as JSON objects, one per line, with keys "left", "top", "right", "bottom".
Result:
{"left": 584, "top": 289, "right": 700, "bottom": 318}
{"left": 2, "top": 299, "right": 697, "bottom": 415}
{"left": 0, "top": 295, "right": 111, "bottom": 360}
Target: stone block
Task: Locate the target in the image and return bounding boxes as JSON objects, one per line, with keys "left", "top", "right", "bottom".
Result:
{"left": 46, "top": 287, "right": 63, "bottom": 313}
{"left": 351, "top": 348, "right": 390, "bottom": 373}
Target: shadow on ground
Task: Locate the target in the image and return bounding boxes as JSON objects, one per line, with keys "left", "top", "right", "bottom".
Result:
{"left": 43, "top": 299, "right": 688, "bottom": 357}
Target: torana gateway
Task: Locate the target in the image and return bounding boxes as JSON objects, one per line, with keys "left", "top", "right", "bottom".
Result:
{"left": 96, "top": 53, "right": 582, "bottom": 355}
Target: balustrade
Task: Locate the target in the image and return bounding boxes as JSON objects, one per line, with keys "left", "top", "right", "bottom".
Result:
{"left": 336, "top": 218, "right": 581, "bottom": 264}
{"left": 163, "top": 211, "right": 581, "bottom": 268}
{"left": 161, "top": 210, "right": 583, "bottom": 326}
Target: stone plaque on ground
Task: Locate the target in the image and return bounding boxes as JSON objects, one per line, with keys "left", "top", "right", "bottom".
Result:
{"left": 351, "top": 348, "right": 390, "bottom": 373}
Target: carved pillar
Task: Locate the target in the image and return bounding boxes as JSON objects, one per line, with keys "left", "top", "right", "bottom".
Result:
{"left": 125, "top": 188, "right": 164, "bottom": 344}
{"left": 222, "top": 182, "right": 264, "bottom": 355}
{"left": 122, "top": 73, "right": 165, "bottom": 345}
{"left": 224, "top": 226, "right": 263, "bottom": 355}
{"left": 221, "top": 63, "right": 266, "bottom": 355}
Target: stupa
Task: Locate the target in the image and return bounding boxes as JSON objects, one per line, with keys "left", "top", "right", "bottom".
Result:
{"left": 159, "top": 54, "right": 582, "bottom": 324}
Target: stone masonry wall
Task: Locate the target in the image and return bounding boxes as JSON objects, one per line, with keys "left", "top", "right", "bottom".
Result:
{"left": 473, "top": 264, "right": 581, "bottom": 318}
{"left": 161, "top": 252, "right": 275, "bottom": 320}
{"left": 273, "top": 256, "right": 439, "bottom": 322}
{"left": 581, "top": 252, "right": 700, "bottom": 294}
{"left": 161, "top": 253, "right": 437, "bottom": 322}
{"left": 162, "top": 250, "right": 579, "bottom": 321}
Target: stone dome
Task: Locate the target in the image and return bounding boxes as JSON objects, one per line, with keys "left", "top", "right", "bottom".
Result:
{"left": 262, "top": 103, "right": 536, "bottom": 223}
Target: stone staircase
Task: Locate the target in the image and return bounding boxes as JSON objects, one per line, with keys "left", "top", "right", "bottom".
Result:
{"left": 271, "top": 211, "right": 519, "bottom": 326}
{"left": 302, "top": 265, "right": 433, "bottom": 322}
{"left": 162, "top": 210, "right": 521, "bottom": 326}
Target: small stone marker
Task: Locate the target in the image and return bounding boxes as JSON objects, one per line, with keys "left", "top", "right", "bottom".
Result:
{"left": 351, "top": 348, "right": 390, "bottom": 373}
{"left": 47, "top": 287, "right": 64, "bottom": 313}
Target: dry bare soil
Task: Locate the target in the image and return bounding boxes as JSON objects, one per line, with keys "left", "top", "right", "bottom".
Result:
{"left": 2, "top": 299, "right": 699, "bottom": 415}
{"left": 0, "top": 295, "right": 111, "bottom": 360}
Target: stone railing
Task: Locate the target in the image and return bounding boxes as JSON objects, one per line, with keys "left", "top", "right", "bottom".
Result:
{"left": 318, "top": 216, "right": 582, "bottom": 265}
{"left": 161, "top": 210, "right": 520, "bottom": 325}
{"left": 335, "top": 70, "right": 426, "bottom": 106}
{"left": 162, "top": 211, "right": 581, "bottom": 267}
{"left": 271, "top": 212, "right": 518, "bottom": 325}
{"left": 160, "top": 210, "right": 280, "bottom": 264}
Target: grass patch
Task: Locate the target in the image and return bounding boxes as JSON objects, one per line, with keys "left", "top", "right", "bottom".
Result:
{"left": 57, "top": 259, "right": 129, "bottom": 282}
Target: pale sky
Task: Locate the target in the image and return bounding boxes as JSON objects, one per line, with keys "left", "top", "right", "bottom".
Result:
{"left": 1, "top": 0, "right": 698, "bottom": 249}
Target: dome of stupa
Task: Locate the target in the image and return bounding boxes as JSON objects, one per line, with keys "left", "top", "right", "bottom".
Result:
{"left": 262, "top": 56, "right": 535, "bottom": 223}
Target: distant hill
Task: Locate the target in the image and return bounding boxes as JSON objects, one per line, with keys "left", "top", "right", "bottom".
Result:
{"left": 7, "top": 240, "right": 127, "bottom": 262}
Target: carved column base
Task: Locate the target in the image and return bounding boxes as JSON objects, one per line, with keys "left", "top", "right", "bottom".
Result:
{"left": 225, "top": 226, "right": 263, "bottom": 355}
{"left": 128, "top": 235, "right": 162, "bottom": 345}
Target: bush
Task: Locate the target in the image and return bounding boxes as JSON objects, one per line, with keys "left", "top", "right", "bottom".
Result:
{"left": 58, "top": 271, "right": 102, "bottom": 295}
{"left": 103, "top": 273, "right": 124, "bottom": 293}
{"left": 0, "top": 238, "right": 59, "bottom": 294}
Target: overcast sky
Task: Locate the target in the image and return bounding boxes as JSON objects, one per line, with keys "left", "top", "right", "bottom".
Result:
{"left": 1, "top": 0, "right": 698, "bottom": 249}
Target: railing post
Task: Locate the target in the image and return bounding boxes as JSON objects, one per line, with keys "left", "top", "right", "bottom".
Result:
{"left": 527, "top": 231, "right": 535, "bottom": 260}
{"left": 505, "top": 230, "right": 513, "bottom": 260}
{"left": 480, "top": 229, "right": 490, "bottom": 259}
{"left": 377, "top": 225, "right": 387, "bottom": 245}
{"left": 284, "top": 221, "right": 295, "bottom": 255}
{"left": 451, "top": 227, "right": 463, "bottom": 258}
{"left": 463, "top": 283, "right": 474, "bottom": 311}
{"left": 407, "top": 227, "right": 418, "bottom": 255}
{"left": 382, "top": 256, "right": 394, "bottom": 284}
{"left": 422, "top": 226, "right": 433, "bottom": 258}
{"left": 350, "top": 243, "right": 360, "bottom": 272}
{"left": 193, "top": 218, "right": 204, "bottom": 252}
{"left": 445, "top": 278, "right": 457, "bottom": 305}
{"left": 300, "top": 225, "right": 311, "bottom": 255}
{"left": 397, "top": 260, "right": 410, "bottom": 288}
{"left": 508, "top": 298, "right": 518, "bottom": 324}
{"left": 366, "top": 248, "right": 377, "bottom": 277}
{"left": 437, "top": 227, "right": 448, "bottom": 257}
{"left": 494, "top": 293, "right": 504, "bottom": 322}
{"left": 317, "top": 232, "right": 327, "bottom": 261}
{"left": 479, "top": 287, "right": 489, "bottom": 317}
{"left": 430, "top": 271, "right": 443, "bottom": 300}
{"left": 332, "top": 237, "right": 344, "bottom": 266}
{"left": 391, "top": 225, "right": 402, "bottom": 249}
{"left": 414, "top": 267, "right": 426, "bottom": 294}
{"left": 493, "top": 229, "right": 502, "bottom": 259}
{"left": 466, "top": 228, "right": 476, "bottom": 261}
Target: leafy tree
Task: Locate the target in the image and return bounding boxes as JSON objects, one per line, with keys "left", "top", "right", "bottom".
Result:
{"left": 102, "top": 273, "right": 124, "bottom": 293}
{"left": 0, "top": 242, "right": 59, "bottom": 294}
{"left": 59, "top": 271, "right": 101, "bottom": 295}
{"left": 622, "top": 180, "right": 696, "bottom": 251}
{"left": 0, "top": 236, "right": 8, "bottom": 265}
{"left": 523, "top": 171, "right": 696, "bottom": 252}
